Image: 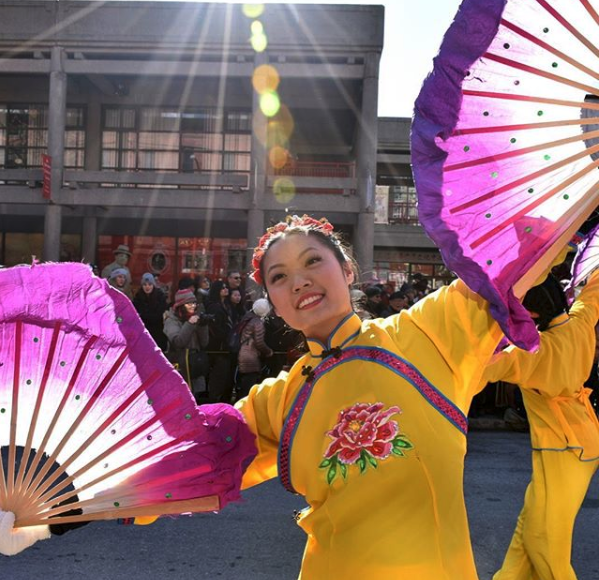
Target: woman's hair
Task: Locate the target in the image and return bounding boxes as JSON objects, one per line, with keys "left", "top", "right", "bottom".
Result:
{"left": 251, "top": 215, "right": 357, "bottom": 288}
{"left": 208, "top": 279, "right": 227, "bottom": 304}
{"left": 522, "top": 274, "right": 569, "bottom": 331}
{"left": 175, "top": 304, "right": 191, "bottom": 321}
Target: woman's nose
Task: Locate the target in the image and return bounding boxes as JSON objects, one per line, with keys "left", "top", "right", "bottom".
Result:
{"left": 292, "top": 275, "right": 312, "bottom": 293}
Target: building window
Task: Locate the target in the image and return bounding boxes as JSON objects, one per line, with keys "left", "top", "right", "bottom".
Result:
{"left": 101, "top": 106, "right": 251, "bottom": 176}
{"left": 0, "top": 104, "right": 85, "bottom": 169}
{"left": 388, "top": 182, "right": 418, "bottom": 225}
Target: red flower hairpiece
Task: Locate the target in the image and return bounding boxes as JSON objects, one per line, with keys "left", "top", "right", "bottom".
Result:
{"left": 250, "top": 215, "right": 335, "bottom": 285}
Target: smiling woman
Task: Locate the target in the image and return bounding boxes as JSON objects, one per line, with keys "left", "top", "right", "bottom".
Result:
{"left": 235, "top": 214, "right": 505, "bottom": 580}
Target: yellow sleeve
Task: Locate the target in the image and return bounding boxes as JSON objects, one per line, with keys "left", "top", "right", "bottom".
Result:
{"left": 483, "top": 271, "right": 599, "bottom": 396}
{"left": 386, "top": 279, "right": 503, "bottom": 403}
{"left": 234, "top": 372, "right": 289, "bottom": 489}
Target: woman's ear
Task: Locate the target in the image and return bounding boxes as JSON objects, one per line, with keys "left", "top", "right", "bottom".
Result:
{"left": 343, "top": 263, "right": 355, "bottom": 286}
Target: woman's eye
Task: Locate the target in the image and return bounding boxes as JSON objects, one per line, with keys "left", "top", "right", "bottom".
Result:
{"left": 270, "top": 272, "right": 285, "bottom": 284}
{"left": 306, "top": 255, "right": 322, "bottom": 266}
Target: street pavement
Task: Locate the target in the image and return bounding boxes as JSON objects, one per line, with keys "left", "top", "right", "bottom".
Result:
{"left": 2, "top": 431, "right": 598, "bottom": 580}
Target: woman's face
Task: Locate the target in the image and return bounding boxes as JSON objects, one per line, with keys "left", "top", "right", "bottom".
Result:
{"left": 220, "top": 286, "right": 229, "bottom": 299}
{"left": 263, "top": 233, "right": 354, "bottom": 343}
{"left": 184, "top": 300, "right": 198, "bottom": 315}
{"left": 230, "top": 289, "right": 242, "bottom": 304}
{"left": 142, "top": 281, "right": 153, "bottom": 294}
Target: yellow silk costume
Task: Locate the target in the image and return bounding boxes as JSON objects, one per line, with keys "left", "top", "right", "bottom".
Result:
{"left": 482, "top": 273, "right": 599, "bottom": 580}
{"left": 236, "top": 280, "right": 502, "bottom": 580}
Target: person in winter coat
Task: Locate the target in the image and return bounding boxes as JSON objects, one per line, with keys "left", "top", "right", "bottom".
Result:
{"left": 236, "top": 298, "right": 274, "bottom": 401}
{"left": 163, "top": 288, "right": 209, "bottom": 396}
{"left": 133, "top": 272, "right": 168, "bottom": 350}
{"left": 206, "top": 280, "right": 235, "bottom": 403}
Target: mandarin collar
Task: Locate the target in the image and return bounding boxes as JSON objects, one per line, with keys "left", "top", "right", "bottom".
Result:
{"left": 306, "top": 312, "right": 361, "bottom": 358}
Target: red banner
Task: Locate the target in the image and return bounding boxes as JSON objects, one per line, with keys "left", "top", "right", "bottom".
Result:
{"left": 42, "top": 154, "right": 51, "bottom": 199}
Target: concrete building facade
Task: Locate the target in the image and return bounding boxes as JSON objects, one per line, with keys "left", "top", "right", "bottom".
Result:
{"left": 0, "top": 1, "right": 439, "bottom": 294}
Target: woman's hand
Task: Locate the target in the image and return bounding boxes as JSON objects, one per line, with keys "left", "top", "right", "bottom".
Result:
{"left": 0, "top": 511, "right": 51, "bottom": 556}
{"left": 188, "top": 315, "right": 200, "bottom": 325}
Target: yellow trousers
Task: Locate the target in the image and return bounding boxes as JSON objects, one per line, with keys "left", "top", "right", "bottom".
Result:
{"left": 493, "top": 450, "right": 598, "bottom": 580}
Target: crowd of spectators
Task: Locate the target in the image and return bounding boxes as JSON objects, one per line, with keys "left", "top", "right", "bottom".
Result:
{"left": 98, "top": 248, "right": 435, "bottom": 404}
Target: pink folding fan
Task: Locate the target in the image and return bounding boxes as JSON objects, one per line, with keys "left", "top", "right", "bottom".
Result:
{"left": 0, "top": 263, "right": 256, "bottom": 528}
{"left": 412, "top": 0, "right": 599, "bottom": 350}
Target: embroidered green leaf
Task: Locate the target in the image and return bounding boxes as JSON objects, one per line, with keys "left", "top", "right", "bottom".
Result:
{"left": 339, "top": 462, "right": 348, "bottom": 480}
{"left": 327, "top": 464, "right": 337, "bottom": 484}
{"left": 392, "top": 448, "right": 405, "bottom": 457}
{"left": 357, "top": 458, "right": 366, "bottom": 473}
{"left": 319, "top": 458, "right": 332, "bottom": 469}
{"left": 366, "top": 453, "right": 378, "bottom": 468}
{"left": 393, "top": 436, "right": 414, "bottom": 450}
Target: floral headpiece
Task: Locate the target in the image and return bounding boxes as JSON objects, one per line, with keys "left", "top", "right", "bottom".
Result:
{"left": 251, "top": 215, "right": 335, "bottom": 285}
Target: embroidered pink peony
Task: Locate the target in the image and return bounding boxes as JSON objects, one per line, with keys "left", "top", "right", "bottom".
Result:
{"left": 319, "top": 402, "right": 414, "bottom": 485}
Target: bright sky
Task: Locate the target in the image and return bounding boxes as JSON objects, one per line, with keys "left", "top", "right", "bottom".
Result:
{"left": 126, "top": 0, "right": 464, "bottom": 118}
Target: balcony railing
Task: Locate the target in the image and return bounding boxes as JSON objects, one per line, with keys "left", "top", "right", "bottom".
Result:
{"left": 64, "top": 170, "right": 249, "bottom": 191}
{"left": 273, "top": 160, "right": 355, "bottom": 178}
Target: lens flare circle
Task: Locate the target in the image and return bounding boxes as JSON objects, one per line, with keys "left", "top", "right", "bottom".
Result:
{"left": 251, "top": 20, "right": 264, "bottom": 35}
{"left": 260, "top": 91, "right": 281, "bottom": 117}
{"left": 251, "top": 32, "right": 268, "bottom": 53}
{"left": 243, "top": 4, "right": 265, "bottom": 18}
{"left": 252, "top": 64, "right": 280, "bottom": 95}
{"left": 269, "top": 146, "right": 289, "bottom": 169}
{"left": 273, "top": 177, "right": 296, "bottom": 204}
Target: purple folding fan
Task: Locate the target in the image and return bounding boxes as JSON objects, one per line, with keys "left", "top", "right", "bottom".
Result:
{"left": 0, "top": 263, "right": 256, "bottom": 527}
{"left": 412, "top": 0, "right": 599, "bottom": 350}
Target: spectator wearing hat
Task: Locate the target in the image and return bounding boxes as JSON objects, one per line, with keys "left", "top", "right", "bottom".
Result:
{"left": 102, "top": 244, "right": 133, "bottom": 297}
{"left": 108, "top": 268, "right": 133, "bottom": 299}
{"left": 235, "top": 298, "right": 274, "bottom": 401}
{"left": 133, "top": 273, "right": 168, "bottom": 350}
{"left": 381, "top": 291, "right": 410, "bottom": 318}
{"left": 163, "top": 288, "right": 209, "bottom": 399}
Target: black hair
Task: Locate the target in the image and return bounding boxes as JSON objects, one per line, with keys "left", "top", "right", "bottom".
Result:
{"left": 208, "top": 279, "right": 227, "bottom": 304}
{"left": 522, "top": 274, "right": 569, "bottom": 331}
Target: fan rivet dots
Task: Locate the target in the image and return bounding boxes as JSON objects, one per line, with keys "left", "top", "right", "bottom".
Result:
{"left": 165, "top": 493, "right": 172, "bottom": 499}
{"left": 486, "top": 260, "right": 493, "bottom": 265}
{"left": 147, "top": 399, "right": 153, "bottom": 405}
{"left": 226, "top": 436, "right": 233, "bottom": 443}
{"left": 33, "top": 338, "right": 39, "bottom": 343}
{"left": 185, "top": 413, "right": 192, "bottom": 420}
{"left": 116, "top": 317, "right": 123, "bottom": 324}
{"left": 60, "top": 361, "right": 66, "bottom": 367}
{"left": 563, "top": 194, "right": 570, "bottom": 200}
{"left": 525, "top": 227, "right": 533, "bottom": 233}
